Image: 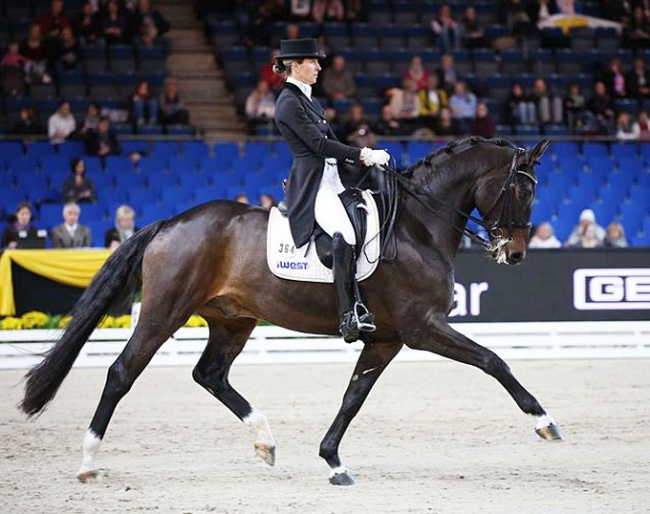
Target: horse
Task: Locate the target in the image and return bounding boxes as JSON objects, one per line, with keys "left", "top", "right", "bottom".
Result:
{"left": 20, "top": 137, "right": 561, "bottom": 486}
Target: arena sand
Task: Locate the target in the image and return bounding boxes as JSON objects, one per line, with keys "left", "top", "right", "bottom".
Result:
{"left": 1, "top": 359, "right": 648, "bottom": 514}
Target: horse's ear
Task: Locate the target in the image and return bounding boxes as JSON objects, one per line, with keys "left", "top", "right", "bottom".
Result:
{"left": 527, "top": 139, "right": 551, "bottom": 164}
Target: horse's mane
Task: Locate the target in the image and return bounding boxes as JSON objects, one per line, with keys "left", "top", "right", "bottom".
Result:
{"left": 402, "top": 137, "right": 518, "bottom": 178}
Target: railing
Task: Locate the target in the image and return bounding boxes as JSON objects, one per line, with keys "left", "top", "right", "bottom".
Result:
{"left": 1, "top": 322, "right": 649, "bottom": 370}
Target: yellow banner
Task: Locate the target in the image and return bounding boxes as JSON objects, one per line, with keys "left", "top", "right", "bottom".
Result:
{"left": 0, "top": 250, "right": 111, "bottom": 316}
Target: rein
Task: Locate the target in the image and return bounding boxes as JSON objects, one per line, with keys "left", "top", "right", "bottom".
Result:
{"left": 380, "top": 146, "right": 536, "bottom": 251}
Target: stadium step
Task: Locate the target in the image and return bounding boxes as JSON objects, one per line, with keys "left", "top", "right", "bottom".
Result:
{"left": 167, "top": 54, "right": 221, "bottom": 76}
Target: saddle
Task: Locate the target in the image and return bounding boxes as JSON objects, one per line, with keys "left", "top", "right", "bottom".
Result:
{"left": 278, "top": 187, "right": 368, "bottom": 270}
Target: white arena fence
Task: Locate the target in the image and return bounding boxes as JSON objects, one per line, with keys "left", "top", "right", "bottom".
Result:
{"left": 1, "top": 322, "right": 649, "bottom": 370}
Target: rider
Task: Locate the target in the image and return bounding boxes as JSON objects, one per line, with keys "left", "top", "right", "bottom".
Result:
{"left": 273, "top": 38, "right": 390, "bottom": 343}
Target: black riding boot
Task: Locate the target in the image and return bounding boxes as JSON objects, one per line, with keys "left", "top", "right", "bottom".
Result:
{"left": 332, "top": 232, "right": 376, "bottom": 343}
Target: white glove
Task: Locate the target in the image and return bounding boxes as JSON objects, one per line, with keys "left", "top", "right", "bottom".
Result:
{"left": 360, "top": 147, "right": 390, "bottom": 167}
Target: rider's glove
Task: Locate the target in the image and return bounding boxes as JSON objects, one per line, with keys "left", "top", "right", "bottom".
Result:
{"left": 359, "top": 147, "right": 390, "bottom": 167}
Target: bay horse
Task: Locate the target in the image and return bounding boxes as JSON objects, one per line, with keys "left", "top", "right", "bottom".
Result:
{"left": 20, "top": 137, "right": 561, "bottom": 486}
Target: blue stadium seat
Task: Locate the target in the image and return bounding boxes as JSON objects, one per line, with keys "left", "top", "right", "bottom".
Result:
{"left": 618, "top": 202, "right": 647, "bottom": 236}
{"left": 181, "top": 173, "right": 210, "bottom": 191}
{"left": 611, "top": 142, "right": 639, "bottom": 161}
{"left": 183, "top": 141, "right": 211, "bottom": 163}
{"left": 127, "top": 186, "right": 159, "bottom": 205}
{"left": 79, "top": 203, "right": 107, "bottom": 223}
{"left": 607, "top": 171, "right": 634, "bottom": 194}
{"left": 56, "top": 141, "right": 86, "bottom": 159}
{"left": 104, "top": 156, "right": 133, "bottom": 174}
{"left": 25, "top": 141, "right": 56, "bottom": 160}
{"left": 115, "top": 173, "right": 147, "bottom": 190}
{"left": 582, "top": 142, "right": 609, "bottom": 159}
{"left": 140, "top": 203, "right": 173, "bottom": 224}
{"left": 169, "top": 156, "right": 196, "bottom": 175}
{"left": 406, "top": 141, "right": 433, "bottom": 163}
{"left": 150, "top": 141, "right": 180, "bottom": 161}
{"left": 39, "top": 203, "right": 65, "bottom": 226}
{"left": 137, "top": 156, "right": 168, "bottom": 175}
{"left": 137, "top": 124, "right": 164, "bottom": 136}
{"left": 165, "top": 125, "right": 194, "bottom": 136}
{"left": 161, "top": 186, "right": 193, "bottom": 205}
{"left": 0, "top": 142, "right": 24, "bottom": 165}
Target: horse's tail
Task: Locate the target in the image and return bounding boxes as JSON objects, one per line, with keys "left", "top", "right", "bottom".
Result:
{"left": 20, "top": 221, "right": 165, "bottom": 417}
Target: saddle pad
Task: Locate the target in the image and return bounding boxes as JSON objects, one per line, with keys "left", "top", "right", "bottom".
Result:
{"left": 267, "top": 190, "right": 380, "bottom": 283}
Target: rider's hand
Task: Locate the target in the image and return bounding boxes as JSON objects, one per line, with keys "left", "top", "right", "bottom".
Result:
{"left": 360, "top": 147, "right": 390, "bottom": 167}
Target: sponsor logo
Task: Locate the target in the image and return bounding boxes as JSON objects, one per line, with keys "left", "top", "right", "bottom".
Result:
{"left": 277, "top": 261, "right": 309, "bottom": 270}
{"left": 449, "top": 282, "right": 489, "bottom": 317}
{"left": 573, "top": 269, "right": 650, "bottom": 310}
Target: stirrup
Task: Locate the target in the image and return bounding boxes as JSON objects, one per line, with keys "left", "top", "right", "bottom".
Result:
{"left": 354, "top": 301, "right": 376, "bottom": 332}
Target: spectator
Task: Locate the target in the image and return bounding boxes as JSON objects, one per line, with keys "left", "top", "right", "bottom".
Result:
{"left": 79, "top": 102, "right": 101, "bottom": 137}
{"left": 508, "top": 82, "right": 537, "bottom": 127}
{"left": 52, "top": 26, "right": 80, "bottom": 71}
{"left": 38, "top": 0, "right": 72, "bottom": 40}
{"left": 48, "top": 100, "right": 77, "bottom": 144}
{"left": 637, "top": 110, "right": 650, "bottom": 141}
{"left": 235, "top": 193, "right": 249, "bottom": 204}
{"left": 159, "top": 77, "right": 190, "bottom": 125}
{"left": 0, "top": 42, "right": 28, "bottom": 96}
{"left": 528, "top": 222, "right": 562, "bottom": 249}
{"left": 530, "top": 77, "right": 563, "bottom": 125}
{"left": 615, "top": 111, "right": 640, "bottom": 140}
{"left": 604, "top": 222, "right": 628, "bottom": 248}
{"left": 436, "top": 53, "right": 458, "bottom": 93}
{"left": 258, "top": 193, "right": 276, "bottom": 209}
{"left": 344, "top": 0, "right": 363, "bottom": 22}
{"left": 288, "top": 0, "right": 311, "bottom": 21}
{"left": 105, "top": 204, "right": 138, "bottom": 249}
{"left": 565, "top": 208, "right": 606, "bottom": 247}
{"left": 564, "top": 82, "right": 586, "bottom": 134}
{"left": 528, "top": 0, "right": 559, "bottom": 25}
{"left": 126, "top": 0, "right": 170, "bottom": 43}
{"left": 626, "top": 56, "right": 650, "bottom": 99}
{"left": 419, "top": 73, "right": 448, "bottom": 119}
{"left": 85, "top": 115, "right": 121, "bottom": 157}
{"left": 566, "top": 223, "right": 605, "bottom": 249}
{"left": 74, "top": 1, "right": 101, "bottom": 45}
{"left": 247, "top": 1, "right": 283, "bottom": 47}
{"left": 20, "top": 24, "right": 51, "bottom": 84}
{"left": 402, "top": 55, "right": 429, "bottom": 91}
{"left": 321, "top": 55, "right": 356, "bottom": 100}
{"left": 1, "top": 202, "right": 37, "bottom": 249}
{"left": 129, "top": 79, "right": 158, "bottom": 125}
{"left": 602, "top": 58, "right": 628, "bottom": 99}
{"left": 431, "top": 4, "right": 461, "bottom": 52}
{"left": 11, "top": 107, "right": 45, "bottom": 136}
{"left": 311, "top": 0, "right": 344, "bottom": 23}
{"left": 50, "top": 202, "right": 92, "bottom": 248}
{"left": 341, "top": 102, "right": 369, "bottom": 141}
{"left": 584, "top": 81, "right": 616, "bottom": 135}
{"left": 503, "top": 0, "right": 533, "bottom": 36}
{"left": 387, "top": 78, "right": 421, "bottom": 127}
{"left": 625, "top": 5, "right": 650, "bottom": 47}
{"left": 63, "top": 157, "right": 96, "bottom": 203}
{"left": 460, "top": 6, "right": 487, "bottom": 48}
{"left": 468, "top": 101, "right": 496, "bottom": 138}
{"left": 260, "top": 49, "right": 285, "bottom": 95}
{"left": 373, "top": 103, "right": 404, "bottom": 137}
{"left": 100, "top": 0, "right": 127, "bottom": 44}
{"left": 245, "top": 80, "right": 276, "bottom": 133}
{"left": 434, "top": 106, "right": 462, "bottom": 136}
{"left": 347, "top": 121, "right": 377, "bottom": 149}
{"left": 449, "top": 80, "right": 477, "bottom": 129}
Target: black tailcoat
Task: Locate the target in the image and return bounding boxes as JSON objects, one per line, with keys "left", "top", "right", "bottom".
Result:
{"left": 274, "top": 83, "right": 361, "bottom": 247}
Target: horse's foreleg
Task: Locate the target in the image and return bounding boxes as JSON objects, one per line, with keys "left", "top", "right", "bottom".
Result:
{"left": 77, "top": 309, "right": 190, "bottom": 482}
{"left": 404, "top": 316, "right": 562, "bottom": 441}
{"left": 319, "top": 340, "right": 402, "bottom": 486}
{"left": 191, "top": 317, "right": 276, "bottom": 466}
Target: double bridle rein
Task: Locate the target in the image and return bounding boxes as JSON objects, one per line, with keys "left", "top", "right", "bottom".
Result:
{"left": 381, "top": 147, "right": 538, "bottom": 251}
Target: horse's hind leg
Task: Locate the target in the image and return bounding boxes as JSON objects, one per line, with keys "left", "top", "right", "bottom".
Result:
{"left": 319, "top": 340, "right": 403, "bottom": 485}
{"left": 77, "top": 308, "right": 190, "bottom": 482}
{"left": 403, "top": 316, "right": 562, "bottom": 441}
{"left": 192, "top": 316, "right": 276, "bottom": 465}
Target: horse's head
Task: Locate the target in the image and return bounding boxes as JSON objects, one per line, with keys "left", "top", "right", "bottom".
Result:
{"left": 475, "top": 139, "right": 550, "bottom": 265}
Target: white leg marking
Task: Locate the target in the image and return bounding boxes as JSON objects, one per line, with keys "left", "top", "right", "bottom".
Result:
{"left": 535, "top": 413, "right": 555, "bottom": 429}
{"left": 329, "top": 465, "right": 349, "bottom": 478}
{"left": 77, "top": 430, "right": 102, "bottom": 478}
{"left": 243, "top": 409, "right": 275, "bottom": 448}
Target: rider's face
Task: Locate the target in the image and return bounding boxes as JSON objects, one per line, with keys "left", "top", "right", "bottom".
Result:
{"left": 293, "top": 58, "right": 321, "bottom": 86}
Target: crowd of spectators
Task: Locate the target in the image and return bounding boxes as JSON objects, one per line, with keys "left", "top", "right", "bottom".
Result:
{"left": 224, "top": 0, "right": 650, "bottom": 140}
{"left": 0, "top": 0, "right": 190, "bottom": 136}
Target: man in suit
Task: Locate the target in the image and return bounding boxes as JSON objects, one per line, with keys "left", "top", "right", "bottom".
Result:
{"left": 273, "top": 38, "right": 390, "bottom": 342}
{"left": 50, "top": 202, "right": 92, "bottom": 248}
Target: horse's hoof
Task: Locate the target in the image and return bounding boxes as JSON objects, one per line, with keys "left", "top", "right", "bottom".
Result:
{"left": 329, "top": 471, "right": 355, "bottom": 486}
{"left": 536, "top": 423, "right": 563, "bottom": 441}
{"left": 254, "top": 443, "right": 276, "bottom": 466}
{"left": 76, "top": 469, "right": 100, "bottom": 483}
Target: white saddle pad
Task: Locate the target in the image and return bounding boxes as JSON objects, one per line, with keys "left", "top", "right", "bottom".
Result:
{"left": 267, "top": 190, "right": 381, "bottom": 283}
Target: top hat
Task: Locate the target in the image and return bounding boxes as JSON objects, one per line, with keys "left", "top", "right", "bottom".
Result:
{"left": 276, "top": 38, "right": 324, "bottom": 60}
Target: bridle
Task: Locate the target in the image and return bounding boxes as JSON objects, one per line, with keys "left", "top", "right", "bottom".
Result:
{"left": 380, "top": 147, "right": 538, "bottom": 251}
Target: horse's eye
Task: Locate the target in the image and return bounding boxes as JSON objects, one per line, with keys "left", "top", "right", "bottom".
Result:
{"left": 517, "top": 186, "right": 533, "bottom": 200}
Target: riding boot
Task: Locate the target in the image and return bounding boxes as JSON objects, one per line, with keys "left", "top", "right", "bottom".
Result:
{"left": 332, "top": 233, "right": 376, "bottom": 343}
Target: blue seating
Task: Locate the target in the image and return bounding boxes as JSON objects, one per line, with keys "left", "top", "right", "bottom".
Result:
{"left": 57, "top": 141, "right": 86, "bottom": 159}
{"left": 169, "top": 156, "right": 196, "bottom": 175}
{"left": 39, "top": 203, "right": 65, "bottom": 226}
{"left": 150, "top": 141, "right": 180, "bottom": 161}
{"left": 611, "top": 142, "right": 639, "bottom": 161}
{"left": 137, "top": 156, "right": 167, "bottom": 175}
{"left": 25, "top": 141, "right": 56, "bottom": 160}
{"left": 137, "top": 124, "right": 164, "bottom": 136}
{"left": 122, "top": 140, "right": 150, "bottom": 156}
{"left": 161, "top": 186, "right": 193, "bottom": 205}
{"left": 406, "top": 141, "right": 433, "bottom": 163}
{"left": 181, "top": 173, "right": 210, "bottom": 191}
{"left": 128, "top": 186, "right": 159, "bottom": 205}
{"left": 194, "top": 187, "right": 219, "bottom": 205}
{"left": 140, "top": 203, "right": 173, "bottom": 224}
{"left": 582, "top": 142, "right": 609, "bottom": 159}
{"left": 115, "top": 173, "right": 147, "bottom": 189}
{"left": 104, "top": 156, "right": 133, "bottom": 174}
{"left": 183, "top": 141, "right": 210, "bottom": 163}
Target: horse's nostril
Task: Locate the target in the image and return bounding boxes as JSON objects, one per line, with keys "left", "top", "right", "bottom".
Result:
{"left": 509, "top": 251, "right": 524, "bottom": 263}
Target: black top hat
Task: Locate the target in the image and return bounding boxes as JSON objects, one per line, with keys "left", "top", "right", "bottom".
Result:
{"left": 276, "top": 38, "right": 324, "bottom": 60}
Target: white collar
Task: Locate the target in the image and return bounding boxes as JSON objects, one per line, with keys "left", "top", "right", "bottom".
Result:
{"left": 287, "top": 77, "right": 312, "bottom": 100}
{"left": 65, "top": 223, "right": 78, "bottom": 232}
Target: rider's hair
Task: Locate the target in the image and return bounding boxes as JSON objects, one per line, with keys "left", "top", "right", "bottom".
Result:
{"left": 272, "top": 58, "right": 303, "bottom": 76}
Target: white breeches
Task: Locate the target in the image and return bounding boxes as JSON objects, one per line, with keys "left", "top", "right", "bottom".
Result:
{"left": 314, "top": 158, "right": 356, "bottom": 245}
